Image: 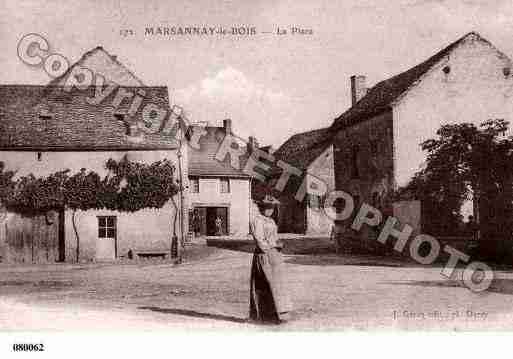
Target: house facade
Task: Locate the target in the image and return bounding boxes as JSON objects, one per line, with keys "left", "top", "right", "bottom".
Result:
{"left": 265, "top": 32, "right": 513, "bottom": 245}
{"left": 271, "top": 127, "right": 335, "bottom": 235}
{"left": 328, "top": 32, "right": 513, "bottom": 248}
{"left": 186, "top": 119, "right": 252, "bottom": 236}
{"left": 0, "top": 47, "right": 187, "bottom": 263}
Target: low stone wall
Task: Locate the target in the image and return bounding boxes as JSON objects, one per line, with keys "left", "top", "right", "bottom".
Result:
{"left": 209, "top": 232, "right": 513, "bottom": 266}
{"left": 469, "top": 240, "right": 513, "bottom": 265}
{"left": 335, "top": 230, "right": 513, "bottom": 265}
{"left": 334, "top": 226, "right": 397, "bottom": 256}
{"left": 207, "top": 236, "right": 334, "bottom": 255}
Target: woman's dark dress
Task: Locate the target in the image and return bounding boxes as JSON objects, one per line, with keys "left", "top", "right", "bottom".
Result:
{"left": 249, "top": 214, "right": 291, "bottom": 323}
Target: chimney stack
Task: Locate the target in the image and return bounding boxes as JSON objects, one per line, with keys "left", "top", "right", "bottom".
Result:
{"left": 350, "top": 75, "right": 367, "bottom": 106}
{"left": 248, "top": 136, "right": 259, "bottom": 154}
{"left": 223, "top": 119, "right": 232, "bottom": 134}
{"left": 129, "top": 124, "right": 139, "bottom": 137}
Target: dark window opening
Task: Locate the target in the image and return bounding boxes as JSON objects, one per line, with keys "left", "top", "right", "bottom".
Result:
{"left": 193, "top": 206, "right": 229, "bottom": 236}
{"left": 353, "top": 195, "right": 361, "bottom": 207}
{"left": 114, "top": 114, "right": 130, "bottom": 135}
{"left": 308, "top": 194, "right": 323, "bottom": 209}
{"left": 40, "top": 114, "right": 51, "bottom": 132}
{"left": 98, "top": 216, "right": 117, "bottom": 239}
{"left": 351, "top": 194, "right": 361, "bottom": 221}
{"left": 190, "top": 177, "right": 199, "bottom": 193}
{"left": 220, "top": 178, "right": 230, "bottom": 193}
{"left": 351, "top": 145, "right": 360, "bottom": 178}
{"left": 372, "top": 192, "right": 379, "bottom": 206}
{"left": 370, "top": 139, "right": 379, "bottom": 157}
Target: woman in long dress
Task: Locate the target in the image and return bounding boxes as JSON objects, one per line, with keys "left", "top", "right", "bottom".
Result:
{"left": 249, "top": 195, "right": 292, "bottom": 324}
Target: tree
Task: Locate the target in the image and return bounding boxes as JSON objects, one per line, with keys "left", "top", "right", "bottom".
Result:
{"left": 64, "top": 169, "right": 108, "bottom": 261}
{"left": 0, "top": 162, "right": 15, "bottom": 205}
{"left": 399, "top": 119, "right": 513, "bottom": 238}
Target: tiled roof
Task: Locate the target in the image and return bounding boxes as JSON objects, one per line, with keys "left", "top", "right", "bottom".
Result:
{"left": 0, "top": 84, "right": 179, "bottom": 150}
{"left": 187, "top": 126, "right": 251, "bottom": 178}
{"left": 272, "top": 127, "right": 333, "bottom": 171}
{"left": 271, "top": 33, "right": 495, "bottom": 174}
{"left": 330, "top": 32, "right": 497, "bottom": 131}
{"left": 272, "top": 32, "right": 498, "bottom": 170}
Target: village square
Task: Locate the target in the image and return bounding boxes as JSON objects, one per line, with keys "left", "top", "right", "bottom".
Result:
{"left": 2, "top": 26, "right": 513, "bottom": 329}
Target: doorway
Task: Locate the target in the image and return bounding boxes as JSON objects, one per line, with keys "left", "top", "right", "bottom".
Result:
{"left": 57, "top": 208, "right": 65, "bottom": 262}
{"left": 96, "top": 216, "right": 117, "bottom": 260}
{"left": 193, "top": 206, "right": 229, "bottom": 236}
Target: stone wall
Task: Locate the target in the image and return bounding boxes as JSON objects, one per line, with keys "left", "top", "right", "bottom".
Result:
{"left": 333, "top": 110, "right": 395, "bottom": 213}
{"left": 64, "top": 204, "right": 178, "bottom": 262}
{"left": 0, "top": 211, "right": 60, "bottom": 264}
{"left": 0, "top": 149, "right": 186, "bottom": 262}
{"left": 332, "top": 110, "right": 395, "bottom": 252}
{"left": 306, "top": 145, "right": 335, "bottom": 235}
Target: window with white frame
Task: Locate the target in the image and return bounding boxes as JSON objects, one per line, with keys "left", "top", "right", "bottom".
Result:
{"left": 220, "top": 178, "right": 230, "bottom": 193}
{"left": 190, "top": 177, "right": 199, "bottom": 193}
{"left": 98, "top": 216, "right": 117, "bottom": 239}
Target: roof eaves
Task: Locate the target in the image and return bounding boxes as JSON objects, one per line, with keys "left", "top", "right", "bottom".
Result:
{"left": 0, "top": 145, "right": 179, "bottom": 151}
{"left": 330, "top": 32, "right": 501, "bottom": 133}
{"left": 188, "top": 173, "right": 251, "bottom": 178}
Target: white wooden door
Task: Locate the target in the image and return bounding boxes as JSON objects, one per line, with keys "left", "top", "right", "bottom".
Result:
{"left": 96, "top": 216, "right": 116, "bottom": 261}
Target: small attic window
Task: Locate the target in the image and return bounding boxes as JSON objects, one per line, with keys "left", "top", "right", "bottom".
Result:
{"left": 443, "top": 65, "right": 451, "bottom": 75}
{"left": 37, "top": 152, "right": 42, "bottom": 161}
{"left": 74, "top": 73, "right": 86, "bottom": 83}
{"left": 114, "top": 113, "right": 130, "bottom": 135}
{"left": 39, "top": 106, "right": 52, "bottom": 118}
{"left": 503, "top": 67, "right": 511, "bottom": 77}
{"left": 148, "top": 110, "right": 158, "bottom": 119}
{"left": 370, "top": 139, "right": 379, "bottom": 156}
{"left": 39, "top": 112, "right": 51, "bottom": 132}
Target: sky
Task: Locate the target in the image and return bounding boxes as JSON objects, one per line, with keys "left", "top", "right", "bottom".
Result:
{"left": 2, "top": 0, "right": 513, "bottom": 147}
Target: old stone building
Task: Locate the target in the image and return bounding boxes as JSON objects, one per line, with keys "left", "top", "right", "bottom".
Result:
{"left": 266, "top": 32, "right": 513, "bottom": 248}
{"left": 0, "top": 47, "right": 187, "bottom": 263}
{"left": 329, "top": 32, "right": 513, "bottom": 249}
{"left": 271, "top": 127, "right": 335, "bottom": 234}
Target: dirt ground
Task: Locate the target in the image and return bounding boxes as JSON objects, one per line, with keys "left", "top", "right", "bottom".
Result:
{"left": 3, "top": 243, "right": 513, "bottom": 330}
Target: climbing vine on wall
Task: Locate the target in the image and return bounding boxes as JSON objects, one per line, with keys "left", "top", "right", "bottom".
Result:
{"left": 0, "top": 156, "right": 179, "bottom": 261}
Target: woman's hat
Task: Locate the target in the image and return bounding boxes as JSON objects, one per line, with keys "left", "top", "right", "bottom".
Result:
{"left": 257, "top": 195, "right": 280, "bottom": 207}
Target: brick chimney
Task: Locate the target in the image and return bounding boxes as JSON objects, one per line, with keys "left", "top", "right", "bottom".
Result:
{"left": 350, "top": 75, "right": 367, "bottom": 106}
{"left": 129, "top": 124, "right": 139, "bottom": 136}
{"left": 248, "top": 136, "right": 259, "bottom": 154}
{"left": 223, "top": 119, "right": 232, "bottom": 134}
